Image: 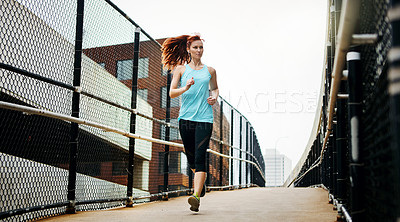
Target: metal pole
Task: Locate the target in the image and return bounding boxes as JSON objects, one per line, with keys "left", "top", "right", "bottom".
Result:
{"left": 314, "top": 141, "right": 317, "bottom": 186}
{"left": 163, "top": 70, "right": 172, "bottom": 200}
{"left": 336, "top": 82, "right": 347, "bottom": 208}
{"left": 254, "top": 136, "right": 262, "bottom": 186}
{"left": 314, "top": 137, "right": 317, "bottom": 186}
{"left": 327, "top": 44, "right": 332, "bottom": 92}
{"left": 126, "top": 28, "right": 140, "bottom": 207}
{"left": 219, "top": 100, "right": 223, "bottom": 186}
{"left": 66, "top": 0, "right": 84, "bottom": 214}
{"left": 329, "top": 135, "right": 334, "bottom": 192}
{"left": 332, "top": 125, "right": 338, "bottom": 199}
{"left": 316, "top": 139, "right": 320, "bottom": 185}
{"left": 230, "top": 108, "right": 234, "bottom": 186}
{"left": 246, "top": 122, "right": 249, "bottom": 186}
{"left": 388, "top": 1, "right": 400, "bottom": 218}
{"left": 347, "top": 50, "right": 364, "bottom": 220}
{"left": 239, "top": 116, "right": 242, "bottom": 188}
{"left": 206, "top": 141, "right": 210, "bottom": 186}
{"left": 250, "top": 127, "right": 254, "bottom": 185}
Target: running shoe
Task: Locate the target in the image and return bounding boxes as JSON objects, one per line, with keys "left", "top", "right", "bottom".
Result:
{"left": 188, "top": 195, "right": 200, "bottom": 212}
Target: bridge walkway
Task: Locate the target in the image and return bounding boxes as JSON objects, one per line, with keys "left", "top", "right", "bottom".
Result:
{"left": 40, "top": 187, "right": 337, "bottom": 222}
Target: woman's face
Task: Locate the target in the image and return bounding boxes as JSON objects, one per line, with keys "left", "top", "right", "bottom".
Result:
{"left": 188, "top": 40, "right": 203, "bottom": 60}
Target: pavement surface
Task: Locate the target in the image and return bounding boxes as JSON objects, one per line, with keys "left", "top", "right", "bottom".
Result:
{"left": 39, "top": 187, "right": 338, "bottom": 222}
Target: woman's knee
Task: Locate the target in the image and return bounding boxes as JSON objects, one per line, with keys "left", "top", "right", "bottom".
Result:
{"left": 195, "top": 163, "right": 206, "bottom": 172}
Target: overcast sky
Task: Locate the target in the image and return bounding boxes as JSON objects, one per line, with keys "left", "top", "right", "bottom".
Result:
{"left": 112, "top": 0, "right": 328, "bottom": 172}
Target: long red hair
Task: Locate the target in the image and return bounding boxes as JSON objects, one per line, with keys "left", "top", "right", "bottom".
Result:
{"left": 161, "top": 34, "right": 203, "bottom": 70}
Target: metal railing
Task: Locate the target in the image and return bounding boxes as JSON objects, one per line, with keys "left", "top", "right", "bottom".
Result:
{"left": 284, "top": 0, "right": 400, "bottom": 221}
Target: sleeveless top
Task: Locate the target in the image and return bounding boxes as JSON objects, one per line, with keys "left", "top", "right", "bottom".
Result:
{"left": 178, "top": 64, "right": 214, "bottom": 123}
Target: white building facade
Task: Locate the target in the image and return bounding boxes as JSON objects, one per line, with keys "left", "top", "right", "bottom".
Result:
{"left": 264, "top": 149, "right": 292, "bottom": 187}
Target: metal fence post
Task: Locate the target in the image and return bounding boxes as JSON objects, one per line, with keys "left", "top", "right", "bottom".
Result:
{"left": 388, "top": 1, "right": 400, "bottom": 218}
{"left": 314, "top": 141, "right": 318, "bottom": 185}
{"left": 230, "top": 108, "right": 234, "bottom": 186}
{"left": 347, "top": 50, "right": 364, "bottom": 220}
{"left": 126, "top": 27, "right": 140, "bottom": 207}
{"left": 163, "top": 70, "right": 172, "bottom": 200}
{"left": 336, "top": 83, "right": 347, "bottom": 208}
{"left": 239, "top": 116, "right": 242, "bottom": 188}
{"left": 219, "top": 100, "right": 223, "bottom": 186}
{"left": 206, "top": 129, "right": 210, "bottom": 186}
{"left": 66, "top": 0, "right": 84, "bottom": 214}
{"left": 251, "top": 127, "right": 254, "bottom": 185}
{"left": 329, "top": 135, "right": 334, "bottom": 192}
{"left": 246, "top": 122, "right": 249, "bottom": 186}
{"left": 255, "top": 138, "right": 260, "bottom": 186}
{"left": 206, "top": 139, "right": 210, "bottom": 186}
{"left": 332, "top": 128, "right": 338, "bottom": 199}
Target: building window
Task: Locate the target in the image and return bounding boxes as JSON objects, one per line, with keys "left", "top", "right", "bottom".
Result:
{"left": 139, "top": 57, "right": 149, "bottom": 78}
{"left": 181, "top": 153, "right": 188, "bottom": 175}
{"left": 98, "top": 62, "right": 105, "bottom": 68}
{"left": 116, "top": 59, "right": 132, "bottom": 80}
{"left": 112, "top": 161, "right": 128, "bottom": 176}
{"left": 161, "top": 86, "right": 180, "bottom": 108}
{"left": 160, "top": 118, "right": 181, "bottom": 141}
{"left": 116, "top": 57, "right": 149, "bottom": 80}
{"left": 159, "top": 151, "right": 187, "bottom": 174}
{"left": 138, "top": 89, "right": 148, "bottom": 101}
{"left": 162, "top": 69, "right": 169, "bottom": 76}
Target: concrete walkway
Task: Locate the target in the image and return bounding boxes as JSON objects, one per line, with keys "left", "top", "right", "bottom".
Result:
{"left": 40, "top": 187, "right": 337, "bottom": 222}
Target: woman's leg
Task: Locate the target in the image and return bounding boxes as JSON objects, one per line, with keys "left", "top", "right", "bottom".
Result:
{"left": 193, "top": 122, "right": 213, "bottom": 197}
{"left": 192, "top": 169, "right": 206, "bottom": 197}
{"left": 194, "top": 171, "right": 206, "bottom": 197}
{"left": 179, "top": 120, "right": 196, "bottom": 170}
{"left": 180, "top": 120, "right": 205, "bottom": 196}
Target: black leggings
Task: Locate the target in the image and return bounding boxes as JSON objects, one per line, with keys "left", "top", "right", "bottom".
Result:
{"left": 179, "top": 119, "right": 213, "bottom": 172}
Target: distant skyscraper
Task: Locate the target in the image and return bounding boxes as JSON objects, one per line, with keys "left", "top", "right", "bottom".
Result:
{"left": 263, "top": 149, "right": 292, "bottom": 187}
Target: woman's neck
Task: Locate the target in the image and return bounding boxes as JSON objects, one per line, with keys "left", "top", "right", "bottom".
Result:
{"left": 189, "top": 59, "right": 203, "bottom": 70}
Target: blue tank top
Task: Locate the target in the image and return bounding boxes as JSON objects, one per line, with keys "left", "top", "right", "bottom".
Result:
{"left": 178, "top": 64, "right": 213, "bottom": 123}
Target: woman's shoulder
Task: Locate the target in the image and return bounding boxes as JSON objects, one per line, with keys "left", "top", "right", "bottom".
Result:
{"left": 207, "top": 65, "right": 216, "bottom": 75}
{"left": 173, "top": 65, "right": 186, "bottom": 75}
{"left": 175, "top": 65, "right": 186, "bottom": 72}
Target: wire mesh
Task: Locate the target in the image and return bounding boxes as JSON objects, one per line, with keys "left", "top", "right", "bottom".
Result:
{"left": 358, "top": 1, "right": 396, "bottom": 220}
{"left": 0, "top": 0, "right": 75, "bottom": 220}
{"left": 293, "top": 0, "right": 400, "bottom": 221}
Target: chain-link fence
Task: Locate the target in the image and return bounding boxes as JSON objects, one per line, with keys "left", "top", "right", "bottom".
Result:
{"left": 285, "top": 0, "right": 400, "bottom": 221}
{"left": 0, "top": 0, "right": 265, "bottom": 221}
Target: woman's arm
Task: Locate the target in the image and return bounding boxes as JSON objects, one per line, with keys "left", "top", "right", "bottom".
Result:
{"left": 169, "top": 65, "right": 194, "bottom": 98}
{"left": 207, "top": 66, "right": 219, "bottom": 105}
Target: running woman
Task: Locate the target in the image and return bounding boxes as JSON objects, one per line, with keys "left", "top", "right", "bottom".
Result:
{"left": 161, "top": 34, "right": 219, "bottom": 212}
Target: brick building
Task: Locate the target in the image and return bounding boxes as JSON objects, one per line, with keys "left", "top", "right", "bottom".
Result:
{"left": 83, "top": 38, "right": 231, "bottom": 195}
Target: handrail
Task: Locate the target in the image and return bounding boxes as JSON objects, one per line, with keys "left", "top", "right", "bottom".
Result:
{"left": 0, "top": 63, "right": 174, "bottom": 128}
{"left": 210, "top": 136, "right": 263, "bottom": 169}
{"left": 0, "top": 101, "right": 183, "bottom": 148}
{"left": 285, "top": 0, "right": 361, "bottom": 187}
{"left": 0, "top": 63, "right": 265, "bottom": 180}
{"left": 0, "top": 100, "right": 266, "bottom": 182}
{"left": 207, "top": 149, "right": 266, "bottom": 182}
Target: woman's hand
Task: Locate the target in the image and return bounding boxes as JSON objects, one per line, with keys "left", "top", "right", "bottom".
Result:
{"left": 207, "top": 96, "right": 217, "bottom": 105}
{"left": 185, "top": 77, "right": 195, "bottom": 90}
